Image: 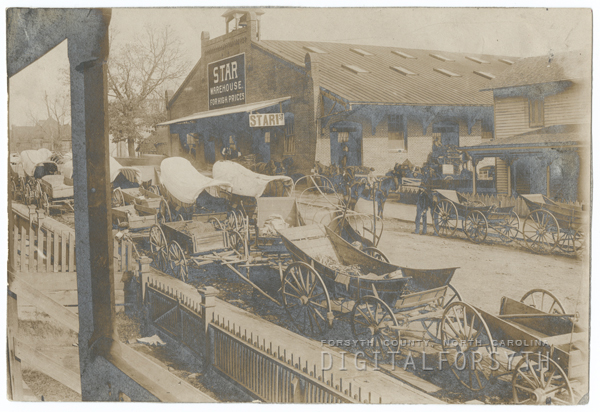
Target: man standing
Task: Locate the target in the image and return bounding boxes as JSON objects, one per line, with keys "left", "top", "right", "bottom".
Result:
{"left": 415, "top": 185, "right": 431, "bottom": 235}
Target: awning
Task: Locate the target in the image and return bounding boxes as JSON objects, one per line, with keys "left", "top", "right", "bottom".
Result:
{"left": 158, "top": 96, "right": 291, "bottom": 126}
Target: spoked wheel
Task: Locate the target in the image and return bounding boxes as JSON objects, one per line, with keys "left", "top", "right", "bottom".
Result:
{"left": 158, "top": 199, "right": 172, "bottom": 224}
{"left": 234, "top": 209, "right": 246, "bottom": 231}
{"left": 441, "top": 302, "right": 496, "bottom": 392}
{"left": 363, "top": 247, "right": 390, "bottom": 263}
{"left": 520, "top": 289, "right": 566, "bottom": 314}
{"left": 112, "top": 188, "right": 125, "bottom": 207}
{"left": 167, "top": 241, "right": 188, "bottom": 282}
{"left": 433, "top": 199, "right": 458, "bottom": 237}
{"left": 228, "top": 230, "right": 246, "bottom": 258}
{"left": 421, "top": 284, "right": 463, "bottom": 342}
{"left": 512, "top": 355, "right": 574, "bottom": 405}
{"left": 225, "top": 210, "right": 239, "bottom": 231}
{"left": 557, "top": 225, "right": 584, "bottom": 255}
{"left": 497, "top": 210, "right": 521, "bottom": 243}
{"left": 464, "top": 210, "right": 488, "bottom": 244}
{"left": 523, "top": 209, "right": 559, "bottom": 254}
{"left": 282, "top": 262, "right": 332, "bottom": 338}
{"left": 34, "top": 181, "right": 43, "bottom": 208}
{"left": 351, "top": 295, "right": 399, "bottom": 363}
{"left": 149, "top": 225, "right": 168, "bottom": 272}
{"left": 208, "top": 217, "right": 223, "bottom": 231}
{"left": 148, "top": 185, "right": 161, "bottom": 196}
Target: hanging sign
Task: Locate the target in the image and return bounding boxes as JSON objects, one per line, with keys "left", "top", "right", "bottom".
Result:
{"left": 208, "top": 53, "right": 246, "bottom": 110}
{"left": 249, "top": 113, "right": 285, "bottom": 127}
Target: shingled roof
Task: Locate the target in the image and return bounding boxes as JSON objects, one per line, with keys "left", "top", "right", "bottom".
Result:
{"left": 255, "top": 40, "right": 519, "bottom": 106}
{"left": 483, "top": 50, "right": 590, "bottom": 90}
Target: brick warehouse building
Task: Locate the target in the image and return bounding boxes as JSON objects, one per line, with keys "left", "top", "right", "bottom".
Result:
{"left": 161, "top": 9, "right": 519, "bottom": 176}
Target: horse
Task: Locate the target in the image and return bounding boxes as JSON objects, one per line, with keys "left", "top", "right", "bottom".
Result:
{"left": 348, "top": 175, "right": 399, "bottom": 219}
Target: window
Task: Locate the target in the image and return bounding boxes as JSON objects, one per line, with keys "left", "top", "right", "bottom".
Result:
{"left": 264, "top": 131, "right": 271, "bottom": 143}
{"left": 186, "top": 133, "right": 198, "bottom": 147}
{"left": 337, "top": 131, "right": 349, "bottom": 143}
{"left": 388, "top": 115, "right": 404, "bottom": 150}
{"left": 529, "top": 98, "right": 544, "bottom": 127}
{"left": 284, "top": 118, "right": 295, "bottom": 154}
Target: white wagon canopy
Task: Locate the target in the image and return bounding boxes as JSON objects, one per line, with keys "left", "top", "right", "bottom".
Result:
{"left": 212, "top": 160, "right": 293, "bottom": 198}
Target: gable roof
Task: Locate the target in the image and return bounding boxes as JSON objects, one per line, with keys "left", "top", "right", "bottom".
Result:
{"left": 255, "top": 40, "right": 518, "bottom": 106}
{"left": 484, "top": 50, "right": 591, "bottom": 90}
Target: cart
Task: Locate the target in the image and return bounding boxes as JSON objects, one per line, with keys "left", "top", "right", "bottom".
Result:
{"left": 277, "top": 223, "right": 462, "bottom": 361}
{"left": 212, "top": 161, "right": 300, "bottom": 249}
{"left": 112, "top": 203, "right": 159, "bottom": 234}
{"left": 439, "top": 288, "right": 586, "bottom": 404}
{"left": 38, "top": 174, "right": 75, "bottom": 215}
{"left": 520, "top": 194, "right": 585, "bottom": 255}
{"left": 157, "top": 157, "right": 236, "bottom": 228}
{"left": 432, "top": 189, "right": 521, "bottom": 244}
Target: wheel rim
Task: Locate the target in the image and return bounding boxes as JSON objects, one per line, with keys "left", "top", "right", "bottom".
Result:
{"left": 441, "top": 302, "right": 496, "bottom": 391}
{"left": 497, "top": 211, "right": 521, "bottom": 243}
{"left": 422, "top": 284, "right": 463, "bottom": 343}
{"left": 208, "top": 217, "right": 223, "bottom": 231}
{"left": 433, "top": 200, "right": 458, "bottom": 237}
{"left": 159, "top": 199, "right": 171, "bottom": 223}
{"left": 363, "top": 247, "right": 390, "bottom": 263}
{"left": 520, "top": 289, "right": 566, "bottom": 314}
{"left": 557, "top": 224, "right": 584, "bottom": 254}
{"left": 149, "top": 225, "right": 168, "bottom": 272}
{"left": 512, "top": 355, "right": 574, "bottom": 405}
{"left": 228, "top": 231, "right": 245, "bottom": 257}
{"left": 112, "top": 188, "right": 124, "bottom": 207}
{"left": 523, "top": 210, "right": 559, "bottom": 254}
{"left": 352, "top": 295, "right": 399, "bottom": 363}
{"left": 168, "top": 241, "right": 188, "bottom": 282}
{"left": 464, "top": 210, "right": 488, "bottom": 244}
{"left": 282, "top": 262, "right": 332, "bottom": 338}
{"left": 226, "top": 210, "right": 238, "bottom": 230}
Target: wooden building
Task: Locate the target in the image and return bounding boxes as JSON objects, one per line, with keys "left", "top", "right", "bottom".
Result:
{"left": 462, "top": 51, "right": 591, "bottom": 202}
{"left": 161, "top": 9, "right": 518, "bottom": 176}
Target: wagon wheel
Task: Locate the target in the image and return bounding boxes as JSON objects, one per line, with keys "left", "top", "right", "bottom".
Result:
{"left": 167, "top": 241, "right": 188, "bottom": 282}
{"left": 421, "top": 284, "right": 463, "bottom": 342}
{"left": 497, "top": 210, "right": 521, "bottom": 243}
{"left": 363, "top": 247, "right": 390, "bottom": 263}
{"left": 41, "top": 192, "right": 50, "bottom": 216}
{"left": 464, "top": 210, "right": 488, "bottom": 244}
{"left": 282, "top": 262, "right": 332, "bottom": 338}
{"left": 149, "top": 225, "right": 168, "bottom": 272}
{"left": 523, "top": 209, "right": 559, "bottom": 254}
{"left": 225, "top": 210, "right": 238, "bottom": 231}
{"left": 208, "top": 217, "right": 223, "bottom": 231}
{"left": 441, "top": 301, "right": 496, "bottom": 392}
{"left": 149, "top": 185, "right": 161, "bottom": 196}
{"left": 34, "top": 181, "right": 43, "bottom": 208}
{"left": 228, "top": 230, "right": 246, "bottom": 258}
{"left": 556, "top": 225, "right": 584, "bottom": 255}
{"left": 352, "top": 295, "right": 399, "bottom": 363}
{"left": 520, "top": 289, "right": 566, "bottom": 315}
{"left": 433, "top": 199, "right": 458, "bottom": 237}
{"left": 235, "top": 209, "right": 247, "bottom": 231}
{"left": 158, "top": 199, "right": 172, "bottom": 224}
{"left": 112, "top": 188, "right": 125, "bottom": 207}
{"left": 512, "top": 355, "right": 574, "bottom": 405}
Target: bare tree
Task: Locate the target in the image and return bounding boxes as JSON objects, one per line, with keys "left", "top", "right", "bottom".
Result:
{"left": 108, "top": 25, "right": 189, "bottom": 157}
{"left": 25, "top": 90, "right": 71, "bottom": 151}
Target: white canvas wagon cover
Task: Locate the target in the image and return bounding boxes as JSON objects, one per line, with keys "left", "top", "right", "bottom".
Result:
{"left": 20, "top": 148, "right": 53, "bottom": 176}
{"left": 160, "top": 157, "right": 232, "bottom": 205}
{"left": 212, "top": 161, "right": 293, "bottom": 198}
{"left": 110, "top": 157, "right": 142, "bottom": 184}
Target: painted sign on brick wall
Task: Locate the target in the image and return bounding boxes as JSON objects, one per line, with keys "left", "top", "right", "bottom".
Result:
{"left": 208, "top": 53, "right": 246, "bottom": 110}
{"left": 249, "top": 113, "right": 285, "bottom": 127}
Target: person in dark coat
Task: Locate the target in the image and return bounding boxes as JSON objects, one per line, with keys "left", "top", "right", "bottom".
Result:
{"left": 415, "top": 185, "right": 431, "bottom": 235}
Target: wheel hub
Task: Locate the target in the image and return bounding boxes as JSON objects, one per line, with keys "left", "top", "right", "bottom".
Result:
{"left": 532, "top": 388, "right": 548, "bottom": 404}
{"left": 300, "top": 295, "right": 309, "bottom": 305}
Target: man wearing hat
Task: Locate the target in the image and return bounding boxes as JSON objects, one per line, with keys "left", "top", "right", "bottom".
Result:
{"left": 415, "top": 185, "right": 431, "bottom": 235}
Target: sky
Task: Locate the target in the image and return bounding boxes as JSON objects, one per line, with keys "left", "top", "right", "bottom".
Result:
{"left": 7, "top": 6, "right": 593, "bottom": 127}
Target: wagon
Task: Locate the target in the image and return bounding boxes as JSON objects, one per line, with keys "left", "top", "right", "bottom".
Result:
{"left": 520, "top": 194, "right": 585, "bottom": 255}
{"left": 112, "top": 203, "right": 159, "bottom": 236}
{"left": 38, "top": 174, "right": 75, "bottom": 215}
{"left": 212, "top": 160, "right": 299, "bottom": 248}
{"left": 157, "top": 157, "right": 236, "bottom": 228}
{"left": 277, "top": 223, "right": 462, "bottom": 360}
{"left": 439, "top": 288, "right": 586, "bottom": 404}
{"left": 432, "top": 189, "right": 520, "bottom": 244}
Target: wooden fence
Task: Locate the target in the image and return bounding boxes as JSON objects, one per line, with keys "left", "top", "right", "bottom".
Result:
{"left": 141, "top": 276, "right": 375, "bottom": 404}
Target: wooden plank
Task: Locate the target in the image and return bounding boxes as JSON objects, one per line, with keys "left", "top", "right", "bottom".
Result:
{"left": 13, "top": 223, "right": 18, "bottom": 271}
{"left": 69, "top": 231, "right": 75, "bottom": 272}
{"left": 53, "top": 229, "right": 58, "bottom": 272}
{"left": 11, "top": 277, "right": 79, "bottom": 332}
{"left": 16, "top": 338, "right": 82, "bottom": 395}
{"left": 28, "top": 222, "right": 34, "bottom": 271}
{"left": 46, "top": 228, "right": 51, "bottom": 272}
{"left": 127, "top": 241, "right": 133, "bottom": 271}
{"left": 61, "top": 231, "right": 67, "bottom": 272}
{"left": 36, "top": 225, "right": 42, "bottom": 272}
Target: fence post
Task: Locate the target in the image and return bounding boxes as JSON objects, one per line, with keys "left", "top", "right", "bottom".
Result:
{"left": 199, "top": 286, "right": 218, "bottom": 367}
{"left": 137, "top": 256, "right": 153, "bottom": 310}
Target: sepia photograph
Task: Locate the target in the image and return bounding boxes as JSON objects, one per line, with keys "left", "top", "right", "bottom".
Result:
{"left": 4, "top": 2, "right": 594, "bottom": 406}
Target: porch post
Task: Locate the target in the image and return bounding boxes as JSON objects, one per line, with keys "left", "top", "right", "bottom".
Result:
{"left": 471, "top": 158, "right": 479, "bottom": 194}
